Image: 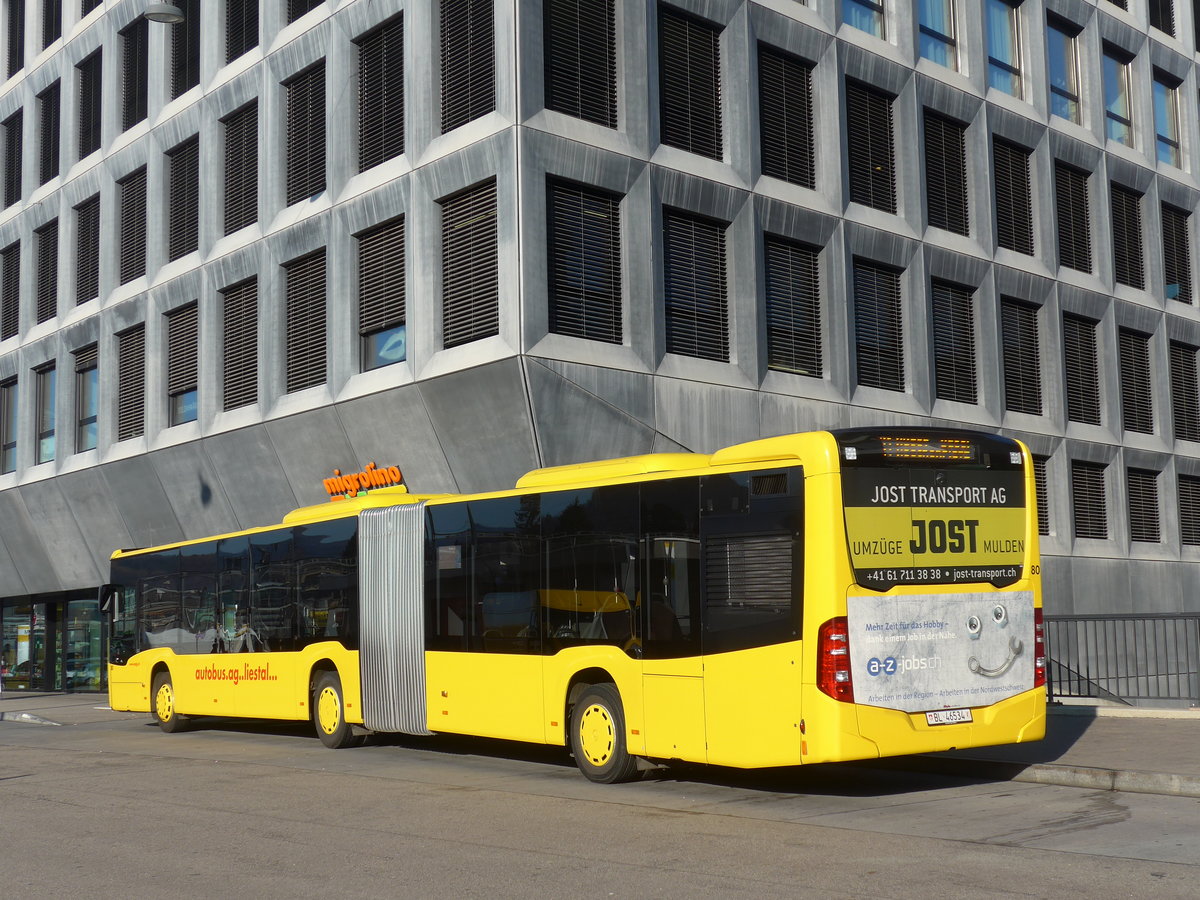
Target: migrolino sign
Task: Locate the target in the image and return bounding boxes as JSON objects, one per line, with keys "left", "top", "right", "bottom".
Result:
{"left": 324, "top": 462, "right": 405, "bottom": 499}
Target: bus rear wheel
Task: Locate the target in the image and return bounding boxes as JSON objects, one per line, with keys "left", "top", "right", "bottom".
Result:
{"left": 570, "top": 684, "right": 639, "bottom": 784}
{"left": 152, "top": 671, "right": 186, "bottom": 733}
{"left": 313, "top": 671, "right": 357, "bottom": 749}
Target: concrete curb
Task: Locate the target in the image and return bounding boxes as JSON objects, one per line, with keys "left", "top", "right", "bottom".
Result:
{"left": 0, "top": 710, "right": 61, "bottom": 726}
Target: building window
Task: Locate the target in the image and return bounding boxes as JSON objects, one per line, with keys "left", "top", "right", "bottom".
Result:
{"left": 986, "top": 0, "right": 1021, "bottom": 97}
{"left": 37, "top": 80, "right": 59, "bottom": 185}
{"left": 117, "top": 324, "right": 144, "bottom": 440}
{"left": 75, "top": 194, "right": 99, "bottom": 305}
{"left": 1000, "top": 297, "right": 1041, "bottom": 415}
{"left": 764, "top": 236, "right": 821, "bottom": 377}
{"left": 931, "top": 280, "right": 976, "bottom": 403}
{"left": 2, "top": 110, "right": 21, "bottom": 209}
{"left": 358, "top": 217, "right": 408, "bottom": 369}
{"left": 924, "top": 111, "right": 968, "bottom": 235}
{"left": 1171, "top": 341, "right": 1200, "bottom": 442}
{"left": 1119, "top": 329, "right": 1153, "bottom": 434}
{"left": 1149, "top": 0, "right": 1175, "bottom": 36}
{"left": 758, "top": 45, "right": 813, "bottom": 189}
{"left": 548, "top": 180, "right": 621, "bottom": 345}
{"left": 1179, "top": 475, "right": 1200, "bottom": 545}
{"left": 167, "top": 136, "right": 199, "bottom": 261}
{"left": 663, "top": 208, "right": 728, "bottom": 362}
{"left": 1033, "top": 455, "right": 1050, "bottom": 536}
{"left": 1153, "top": 74, "right": 1181, "bottom": 167}
{"left": 853, "top": 260, "right": 903, "bottom": 392}
{"left": 658, "top": 6, "right": 722, "bottom": 160}
{"left": 81, "top": 0, "right": 101, "bottom": 16}
{"left": 74, "top": 344, "right": 97, "bottom": 452}
{"left": 844, "top": 0, "right": 885, "bottom": 38}
{"left": 1063, "top": 313, "right": 1100, "bottom": 425}
{"left": 221, "top": 278, "right": 258, "bottom": 410}
{"left": 1111, "top": 184, "right": 1144, "bottom": 289}
{"left": 167, "top": 303, "right": 198, "bottom": 425}
{"left": 441, "top": 179, "right": 498, "bottom": 348}
{"left": 0, "top": 377, "right": 16, "bottom": 473}
{"left": 440, "top": 0, "right": 495, "bottom": 134}
{"left": 284, "top": 250, "right": 327, "bottom": 393}
{"left": 226, "top": 0, "right": 258, "bottom": 64}
{"left": 7, "top": 0, "right": 24, "bottom": 78}
{"left": 35, "top": 363, "right": 54, "bottom": 464}
{"left": 285, "top": 62, "right": 325, "bottom": 206}
{"left": 121, "top": 17, "right": 148, "bottom": 132}
{"left": 171, "top": 0, "right": 200, "bottom": 99}
{"left": 1163, "top": 205, "right": 1192, "bottom": 304}
{"left": 918, "top": 0, "right": 956, "bottom": 69}
{"left": 118, "top": 167, "right": 147, "bottom": 284}
{"left": 1071, "top": 460, "right": 1107, "bottom": 540}
{"left": 846, "top": 81, "right": 895, "bottom": 214}
{"left": 544, "top": 0, "right": 616, "bottom": 128}
{"left": 1102, "top": 47, "right": 1132, "bottom": 146}
{"left": 357, "top": 15, "right": 404, "bottom": 172}
{"left": 1127, "top": 469, "right": 1160, "bottom": 543}
{"left": 42, "top": 0, "right": 60, "bottom": 47}
{"left": 34, "top": 219, "right": 56, "bottom": 324}
{"left": 1055, "top": 162, "right": 1091, "bottom": 273}
{"left": 0, "top": 241, "right": 18, "bottom": 341}
{"left": 77, "top": 50, "right": 101, "bottom": 159}
{"left": 288, "top": 0, "right": 321, "bottom": 24}
{"left": 1047, "top": 17, "right": 1079, "bottom": 123}
{"left": 222, "top": 101, "right": 257, "bottom": 235}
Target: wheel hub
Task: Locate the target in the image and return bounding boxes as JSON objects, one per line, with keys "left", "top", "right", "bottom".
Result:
{"left": 579, "top": 703, "right": 614, "bottom": 765}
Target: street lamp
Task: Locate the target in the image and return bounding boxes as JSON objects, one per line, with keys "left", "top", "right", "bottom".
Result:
{"left": 145, "top": 3, "right": 184, "bottom": 24}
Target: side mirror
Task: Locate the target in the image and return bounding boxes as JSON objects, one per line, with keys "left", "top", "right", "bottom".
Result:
{"left": 97, "top": 583, "right": 117, "bottom": 616}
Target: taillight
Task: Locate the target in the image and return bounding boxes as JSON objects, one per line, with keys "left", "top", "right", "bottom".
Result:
{"left": 1033, "top": 607, "right": 1046, "bottom": 688}
{"left": 817, "top": 616, "right": 854, "bottom": 702}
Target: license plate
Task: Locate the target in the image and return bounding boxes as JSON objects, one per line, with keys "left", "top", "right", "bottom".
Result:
{"left": 925, "top": 708, "right": 972, "bottom": 726}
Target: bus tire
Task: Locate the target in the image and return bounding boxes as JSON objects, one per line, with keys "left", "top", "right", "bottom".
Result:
{"left": 570, "top": 684, "right": 639, "bottom": 784}
{"left": 151, "top": 671, "right": 186, "bottom": 734}
{"left": 313, "top": 671, "right": 356, "bottom": 749}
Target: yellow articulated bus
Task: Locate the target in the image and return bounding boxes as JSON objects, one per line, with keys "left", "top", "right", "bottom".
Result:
{"left": 103, "top": 428, "right": 1045, "bottom": 783}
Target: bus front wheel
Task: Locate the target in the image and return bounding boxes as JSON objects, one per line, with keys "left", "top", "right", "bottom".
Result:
{"left": 570, "top": 684, "right": 639, "bottom": 783}
{"left": 313, "top": 671, "right": 357, "bottom": 749}
{"left": 151, "top": 671, "right": 186, "bottom": 733}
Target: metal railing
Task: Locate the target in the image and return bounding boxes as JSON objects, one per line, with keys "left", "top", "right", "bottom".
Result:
{"left": 1045, "top": 613, "right": 1200, "bottom": 706}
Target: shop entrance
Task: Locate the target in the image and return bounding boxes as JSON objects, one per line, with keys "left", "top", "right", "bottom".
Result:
{"left": 0, "top": 593, "right": 105, "bottom": 692}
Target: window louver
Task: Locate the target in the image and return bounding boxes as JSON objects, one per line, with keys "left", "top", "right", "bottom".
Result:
{"left": 171, "top": 0, "right": 201, "bottom": 99}
{"left": 1071, "top": 460, "right": 1107, "bottom": 539}
{"left": 1162, "top": 204, "right": 1191, "bottom": 304}
{"left": 284, "top": 250, "right": 327, "bottom": 393}
{"left": 1169, "top": 341, "right": 1200, "bottom": 441}
{"left": 548, "top": 179, "right": 621, "bottom": 344}
{"left": 37, "top": 80, "right": 59, "bottom": 185}
{"left": 74, "top": 343, "right": 97, "bottom": 371}
{"left": 34, "top": 219, "right": 57, "bottom": 324}
{"left": 357, "top": 15, "right": 404, "bottom": 172}
{"left": 75, "top": 194, "right": 99, "bottom": 304}
{"left": 440, "top": 0, "right": 495, "bottom": 134}
{"left": 758, "top": 44, "right": 813, "bottom": 188}
{"left": 1055, "top": 161, "right": 1092, "bottom": 272}
{"left": 77, "top": 51, "right": 101, "bottom": 159}
{"left": 167, "top": 303, "right": 198, "bottom": 398}
{"left": 226, "top": 0, "right": 258, "bottom": 63}
{"left": 663, "top": 208, "right": 728, "bottom": 361}
{"left": 931, "top": 280, "right": 976, "bottom": 402}
{"left": 993, "top": 138, "right": 1033, "bottom": 254}
{"left": 223, "top": 101, "right": 257, "bottom": 234}
{"left": 285, "top": 62, "right": 325, "bottom": 205}
{"left": 358, "top": 217, "right": 406, "bottom": 345}
{"left": 658, "top": 5, "right": 722, "bottom": 160}
{"left": 0, "top": 241, "right": 18, "bottom": 340}
{"left": 288, "top": 0, "right": 321, "bottom": 23}
{"left": 1127, "top": 468, "right": 1160, "bottom": 542}
{"left": 81, "top": 0, "right": 102, "bottom": 16}
{"left": 1033, "top": 455, "right": 1050, "bottom": 536}
{"left": 3, "top": 110, "right": 21, "bottom": 208}
{"left": 544, "top": 0, "right": 616, "bottom": 128}
{"left": 846, "top": 81, "right": 896, "bottom": 213}
{"left": 7, "top": 0, "right": 24, "bottom": 78}
{"left": 764, "top": 236, "right": 820, "bottom": 377}
{"left": 853, "top": 260, "right": 903, "bottom": 391}
{"left": 751, "top": 472, "right": 788, "bottom": 496}
{"left": 222, "top": 277, "right": 258, "bottom": 410}
{"left": 441, "top": 179, "right": 499, "bottom": 348}
{"left": 1063, "top": 313, "right": 1100, "bottom": 425}
{"left": 1118, "top": 328, "right": 1153, "bottom": 434}
{"left": 118, "top": 167, "right": 147, "bottom": 284}
{"left": 121, "top": 18, "right": 148, "bottom": 132}
{"left": 924, "top": 111, "right": 968, "bottom": 235}
{"left": 117, "top": 324, "right": 145, "bottom": 440}
{"left": 704, "top": 533, "right": 794, "bottom": 609}
{"left": 43, "top": 0, "right": 61, "bottom": 47}
{"left": 1149, "top": 0, "right": 1175, "bottom": 36}
{"left": 1179, "top": 474, "right": 1200, "bottom": 545}
{"left": 1000, "top": 297, "right": 1041, "bottom": 415}
{"left": 168, "top": 136, "right": 199, "bottom": 261}
{"left": 1110, "top": 184, "right": 1144, "bottom": 289}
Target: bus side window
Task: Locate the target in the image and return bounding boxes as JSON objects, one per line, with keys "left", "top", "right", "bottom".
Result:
{"left": 426, "top": 505, "right": 471, "bottom": 652}
{"left": 470, "top": 494, "right": 541, "bottom": 654}
{"left": 641, "top": 477, "right": 701, "bottom": 660}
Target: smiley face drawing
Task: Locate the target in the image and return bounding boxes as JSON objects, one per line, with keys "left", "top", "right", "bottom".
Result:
{"left": 966, "top": 603, "right": 1024, "bottom": 677}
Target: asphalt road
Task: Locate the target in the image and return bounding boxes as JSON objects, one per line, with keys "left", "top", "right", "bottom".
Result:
{"left": 1, "top": 710, "right": 1197, "bottom": 899}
